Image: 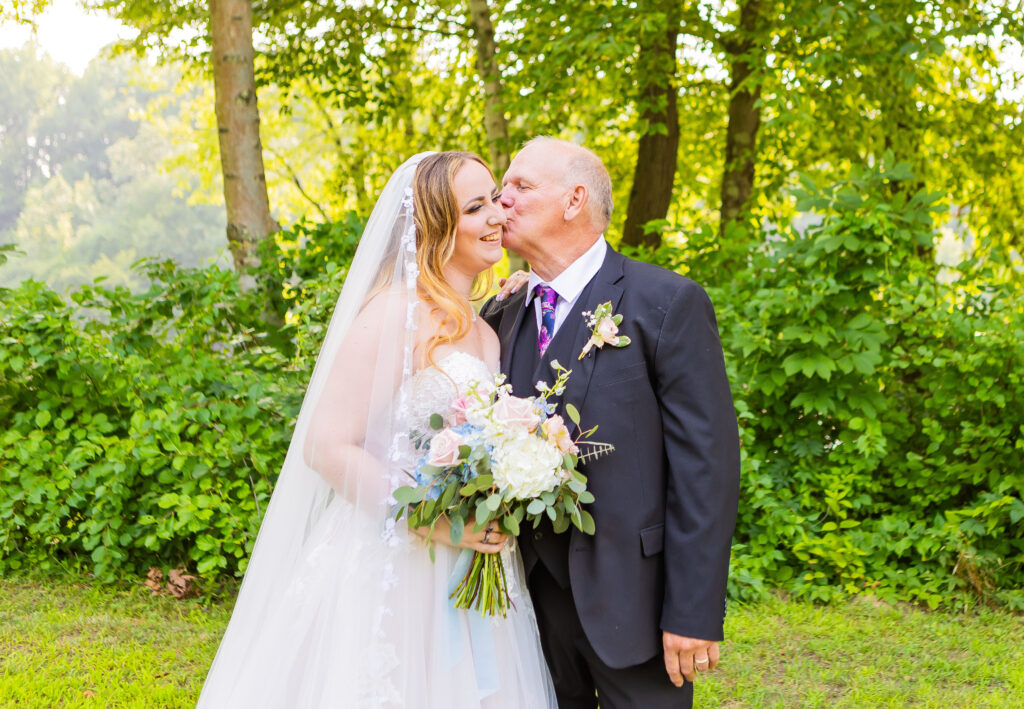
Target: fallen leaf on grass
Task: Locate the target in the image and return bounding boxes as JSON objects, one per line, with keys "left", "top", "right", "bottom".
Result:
{"left": 167, "top": 567, "right": 198, "bottom": 599}
{"left": 144, "top": 567, "right": 164, "bottom": 594}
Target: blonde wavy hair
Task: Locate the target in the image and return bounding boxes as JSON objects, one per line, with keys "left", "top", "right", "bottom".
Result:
{"left": 412, "top": 151, "right": 496, "bottom": 367}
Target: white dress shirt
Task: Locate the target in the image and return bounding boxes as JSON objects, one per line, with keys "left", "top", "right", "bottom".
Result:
{"left": 526, "top": 237, "right": 608, "bottom": 338}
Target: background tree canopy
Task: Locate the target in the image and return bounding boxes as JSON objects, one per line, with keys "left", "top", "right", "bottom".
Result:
{"left": 1, "top": 0, "right": 1023, "bottom": 608}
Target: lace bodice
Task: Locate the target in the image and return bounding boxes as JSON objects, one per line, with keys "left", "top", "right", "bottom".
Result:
{"left": 404, "top": 350, "right": 494, "bottom": 432}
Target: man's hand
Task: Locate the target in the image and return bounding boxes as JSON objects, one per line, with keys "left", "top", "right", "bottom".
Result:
{"left": 662, "top": 632, "right": 720, "bottom": 687}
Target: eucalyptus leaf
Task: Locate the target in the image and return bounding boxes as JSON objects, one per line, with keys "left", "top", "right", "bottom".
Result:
{"left": 565, "top": 403, "right": 581, "bottom": 426}
{"left": 527, "top": 499, "right": 546, "bottom": 516}
{"left": 448, "top": 514, "right": 465, "bottom": 545}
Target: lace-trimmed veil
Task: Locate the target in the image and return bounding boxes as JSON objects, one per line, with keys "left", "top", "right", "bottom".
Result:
{"left": 198, "top": 152, "right": 556, "bottom": 708}
{"left": 198, "top": 152, "right": 433, "bottom": 705}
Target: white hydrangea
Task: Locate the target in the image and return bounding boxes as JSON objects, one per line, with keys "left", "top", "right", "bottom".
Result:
{"left": 491, "top": 433, "right": 564, "bottom": 500}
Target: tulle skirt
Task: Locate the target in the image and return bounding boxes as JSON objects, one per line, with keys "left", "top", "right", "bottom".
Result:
{"left": 197, "top": 496, "right": 556, "bottom": 708}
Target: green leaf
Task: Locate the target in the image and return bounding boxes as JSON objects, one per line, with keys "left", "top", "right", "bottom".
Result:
{"left": 393, "top": 486, "right": 426, "bottom": 505}
{"left": 501, "top": 514, "right": 520, "bottom": 536}
{"left": 485, "top": 493, "right": 501, "bottom": 511}
{"left": 429, "top": 414, "right": 444, "bottom": 430}
{"left": 448, "top": 514, "right": 465, "bottom": 545}
{"left": 440, "top": 482, "right": 458, "bottom": 509}
{"left": 782, "top": 354, "right": 804, "bottom": 377}
{"left": 579, "top": 510, "right": 596, "bottom": 535}
{"left": 157, "top": 493, "right": 179, "bottom": 509}
{"left": 475, "top": 499, "right": 492, "bottom": 528}
{"left": 552, "top": 513, "right": 570, "bottom": 534}
{"left": 565, "top": 403, "right": 581, "bottom": 426}
{"left": 34, "top": 410, "right": 51, "bottom": 428}
{"left": 527, "top": 499, "right": 546, "bottom": 516}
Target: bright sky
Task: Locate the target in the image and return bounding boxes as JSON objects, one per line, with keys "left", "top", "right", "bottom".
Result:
{"left": 0, "top": 0, "right": 131, "bottom": 75}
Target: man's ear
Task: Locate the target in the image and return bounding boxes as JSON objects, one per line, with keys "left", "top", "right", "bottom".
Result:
{"left": 563, "top": 184, "right": 589, "bottom": 222}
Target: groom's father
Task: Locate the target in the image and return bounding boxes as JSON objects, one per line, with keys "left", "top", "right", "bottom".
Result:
{"left": 481, "top": 138, "right": 740, "bottom": 708}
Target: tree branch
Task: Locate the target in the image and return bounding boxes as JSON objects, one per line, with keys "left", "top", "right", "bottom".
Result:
{"left": 264, "top": 144, "right": 331, "bottom": 222}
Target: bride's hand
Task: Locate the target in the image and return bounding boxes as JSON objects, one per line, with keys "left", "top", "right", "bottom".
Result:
{"left": 495, "top": 270, "right": 530, "bottom": 301}
{"left": 413, "top": 516, "right": 508, "bottom": 554}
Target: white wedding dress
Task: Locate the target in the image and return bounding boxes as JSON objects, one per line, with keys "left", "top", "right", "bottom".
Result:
{"left": 198, "top": 351, "right": 557, "bottom": 708}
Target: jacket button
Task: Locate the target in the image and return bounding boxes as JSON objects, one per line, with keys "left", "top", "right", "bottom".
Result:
{"left": 534, "top": 531, "right": 544, "bottom": 541}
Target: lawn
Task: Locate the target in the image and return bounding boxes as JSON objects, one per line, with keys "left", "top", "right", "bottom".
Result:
{"left": 1, "top": 576, "right": 1021, "bottom": 708}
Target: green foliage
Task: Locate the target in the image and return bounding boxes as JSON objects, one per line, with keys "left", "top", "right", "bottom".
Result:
{"left": 2, "top": 160, "right": 1023, "bottom": 610}
{"left": 0, "top": 48, "right": 227, "bottom": 293}
{"left": 0, "top": 261, "right": 308, "bottom": 581}
{"left": 254, "top": 214, "right": 364, "bottom": 330}
{"left": 708, "top": 159, "right": 1024, "bottom": 608}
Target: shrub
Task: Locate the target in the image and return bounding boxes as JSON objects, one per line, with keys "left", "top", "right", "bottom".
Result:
{"left": 0, "top": 263, "right": 303, "bottom": 581}
{"left": 710, "top": 162, "right": 1024, "bottom": 608}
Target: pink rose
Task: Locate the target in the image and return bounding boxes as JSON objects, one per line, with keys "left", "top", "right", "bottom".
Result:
{"left": 542, "top": 414, "right": 579, "bottom": 455}
{"left": 596, "top": 317, "right": 619, "bottom": 345}
{"left": 450, "top": 395, "right": 472, "bottom": 425}
{"left": 492, "top": 395, "right": 540, "bottom": 432}
{"left": 427, "top": 428, "right": 465, "bottom": 467}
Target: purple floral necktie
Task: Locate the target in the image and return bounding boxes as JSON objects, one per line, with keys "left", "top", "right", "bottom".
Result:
{"left": 534, "top": 284, "right": 558, "bottom": 356}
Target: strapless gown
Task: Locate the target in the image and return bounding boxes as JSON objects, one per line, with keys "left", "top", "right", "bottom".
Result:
{"left": 197, "top": 351, "right": 556, "bottom": 708}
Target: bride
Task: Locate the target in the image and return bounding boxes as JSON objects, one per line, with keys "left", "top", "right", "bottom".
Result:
{"left": 197, "top": 152, "right": 556, "bottom": 707}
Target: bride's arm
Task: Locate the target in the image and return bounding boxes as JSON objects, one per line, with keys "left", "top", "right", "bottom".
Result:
{"left": 303, "top": 296, "right": 404, "bottom": 506}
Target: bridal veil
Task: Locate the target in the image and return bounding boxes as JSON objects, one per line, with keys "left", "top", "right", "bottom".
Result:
{"left": 197, "top": 153, "right": 555, "bottom": 708}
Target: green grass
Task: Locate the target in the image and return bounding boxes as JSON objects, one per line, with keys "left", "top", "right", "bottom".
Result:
{"left": 699, "top": 595, "right": 1024, "bottom": 708}
{"left": 1, "top": 577, "right": 1021, "bottom": 708}
{"left": 0, "top": 577, "right": 230, "bottom": 708}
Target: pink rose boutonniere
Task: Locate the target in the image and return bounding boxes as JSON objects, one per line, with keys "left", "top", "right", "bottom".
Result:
{"left": 579, "top": 302, "right": 631, "bottom": 359}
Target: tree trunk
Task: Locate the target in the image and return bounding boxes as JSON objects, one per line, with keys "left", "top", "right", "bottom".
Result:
{"left": 209, "top": 0, "right": 277, "bottom": 289}
{"left": 466, "top": 0, "right": 510, "bottom": 175}
{"left": 622, "top": 6, "right": 680, "bottom": 250}
{"left": 466, "top": 0, "right": 524, "bottom": 274}
{"left": 468, "top": 0, "right": 524, "bottom": 274}
{"left": 719, "top": 0, "right": 764, "bottom": 236}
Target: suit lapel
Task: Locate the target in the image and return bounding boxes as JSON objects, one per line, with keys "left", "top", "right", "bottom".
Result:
{"left": 558, "top": 249, "right": 626, "bottom": 438}
{"left": 497, "top": 288, "right": 530, "bottom": 375}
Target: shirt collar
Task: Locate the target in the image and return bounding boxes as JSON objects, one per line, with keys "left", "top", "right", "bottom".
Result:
{"left": 525, "top": 237, "right": 607, "bottom": 306}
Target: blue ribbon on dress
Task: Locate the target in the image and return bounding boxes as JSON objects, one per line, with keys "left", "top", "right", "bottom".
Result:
{"left": 445, "top": 548, "right": 500, "bottom": 699}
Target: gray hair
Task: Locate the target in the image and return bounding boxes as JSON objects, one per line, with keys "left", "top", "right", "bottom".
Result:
{"left": 523, "top": 136, "right": 613, "bottom": 232}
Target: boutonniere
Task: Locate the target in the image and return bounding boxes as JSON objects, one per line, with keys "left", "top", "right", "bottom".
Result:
{"left": 579, "top": 302, "right": 631, "bottom": 359}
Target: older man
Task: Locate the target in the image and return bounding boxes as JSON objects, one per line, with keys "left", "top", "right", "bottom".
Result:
{"left": 481, "top": 138, "right": 740, "bottom": 708}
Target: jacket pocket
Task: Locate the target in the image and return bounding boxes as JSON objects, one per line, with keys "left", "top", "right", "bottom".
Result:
{"left": 640, "top": 523, "right": 665, "bottom": 557}
{"left": 597, "top": 360, "right": 648, "bottom": 388}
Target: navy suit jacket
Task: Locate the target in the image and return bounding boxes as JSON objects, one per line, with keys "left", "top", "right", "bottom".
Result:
{"left": 481, "top": 247, "right": 740, "bottom": 669}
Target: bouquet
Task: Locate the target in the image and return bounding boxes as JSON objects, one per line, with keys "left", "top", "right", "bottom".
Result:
{"left": 393, "top": 361, "right": 612, "bottom": 616}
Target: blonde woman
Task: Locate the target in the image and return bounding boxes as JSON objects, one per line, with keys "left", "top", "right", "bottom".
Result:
{"left": 197, "top": 152, "right": 556, "bottom": 708}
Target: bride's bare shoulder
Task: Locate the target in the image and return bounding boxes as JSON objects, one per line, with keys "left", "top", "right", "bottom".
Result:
{"left": 340, "top": 291, "right": 414, "bottom": 355}
{"left": 355, "top": 290, "right": 412, "bottom": 323}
